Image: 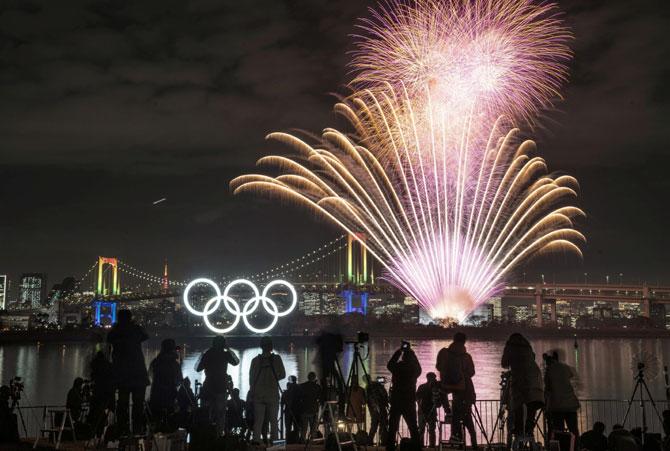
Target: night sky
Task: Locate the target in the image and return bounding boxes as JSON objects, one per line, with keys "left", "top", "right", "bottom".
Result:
{"left": 1, "top": 0, "right": 669, "bottom": 289}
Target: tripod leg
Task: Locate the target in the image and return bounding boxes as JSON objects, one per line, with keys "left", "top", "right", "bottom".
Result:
{"left": 641, "top": 379, "right": 665, "bottom": 424}
{"left": 623, "top": 380, "right": 641, "bottom": 427}
{"left": 473, "top": 403, "right": 491, "bottom": 447}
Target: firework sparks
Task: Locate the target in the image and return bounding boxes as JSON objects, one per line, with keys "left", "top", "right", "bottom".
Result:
{"left": 232, "top": 88, "right": 584, "bottom": 321}
{"left": 350, "top": 0, "right": 572, "bottom": 127}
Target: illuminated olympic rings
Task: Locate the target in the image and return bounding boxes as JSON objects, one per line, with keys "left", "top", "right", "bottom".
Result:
{"left": 182, "top": 278, "right": 297, "bottom": 334}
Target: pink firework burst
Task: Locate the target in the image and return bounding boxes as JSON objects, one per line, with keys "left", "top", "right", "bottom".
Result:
{"left": 351, "top": 0, "right": 572, "bottom": 127}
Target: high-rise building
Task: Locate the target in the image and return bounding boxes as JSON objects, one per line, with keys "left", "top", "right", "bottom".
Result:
{"left": 0, "top": 275, "right": 6, "bottom": 310}
{"left": 301, "top": 291, "right": 322, "bottom": 315}
{"left": 19, "top": 273, "right": 47, "bottom": 309}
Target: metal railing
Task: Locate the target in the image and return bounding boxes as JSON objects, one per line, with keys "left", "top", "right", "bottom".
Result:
{"left": 397, "top": 398, "right": 669, "bottom": 446}
{"left": 13, "top": 398, "right": 669, "bottom": 446}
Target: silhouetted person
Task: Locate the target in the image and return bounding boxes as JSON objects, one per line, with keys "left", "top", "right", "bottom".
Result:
{"left": 544, "top": 350, "right": 580, "bottom": 439}
{"left": 149, "top": 338, "right": 183, "bottom": 429}
{"left": 299, "top": 372, "right": 321, "bottom": 442}
{"left": 501, "top": 333, "right": 544, "bottom": 438}
{"left": 417, "top": 372, "right": 442, "bottom": 448}
{"left": 226, "top": 388, "right": 246, "bottom": 435}
{"left": 609, "top": 425, "right": 640, "bottom": 451}
{"left": 107, "top": 309, "right": 149, "bottom": 435}
{"left": 581, "top": 422, "right": 607, "bottom": 451}
{"left": 437, "top": 332, "right": 477, "bottom": 447}
{"left": 88, "top": 350, "right": 115, "bottom": 431}
{"left": 386, "top": 341, "right": 422, "bottom": 451}
{"left": 282, "top": 375, "right": 300, "bottom": 442}
{"left": 196, "top": 336, "right": 240, "bottom": 435}
{"left": 66, "top": 378, "right": 84, "bottom": 422}
{"left": 176, "top": 377, "right": 196, "bottom": 428}
{"left": 249, "top": 336, "right": 286, "bottom": 443}
{"left": 662, "top": 410, "right": 670, "bottom": 451}
{"left": 316, "top": 331, "right": 345, "bottom": 405}
{"left": 0, "top": 385, "right": 19, "bottom": 443}
{"left": 365, "top": 374, "right": 389, "bottom": 446}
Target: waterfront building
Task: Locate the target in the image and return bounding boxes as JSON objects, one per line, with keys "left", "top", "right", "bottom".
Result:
{"left": 0, "top": 275, "right": 6, "bottom": 310}
{"left": 19, "top": 273, "right": 47, "bottom": 309}
{"left": 301, "top": 291, "right": 322, "bottom": 315}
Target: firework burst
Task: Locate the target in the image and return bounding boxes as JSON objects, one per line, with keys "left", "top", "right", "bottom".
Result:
{"left": 232, "top": 88, "right": 584, "bottom": 320}
{"left": 351, "top": 0, "right": 572, "bottom": 127}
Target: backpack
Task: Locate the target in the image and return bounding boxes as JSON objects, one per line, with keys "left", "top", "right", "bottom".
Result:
{"left": 440, "top": 349, "right": 465, "bottom": 392}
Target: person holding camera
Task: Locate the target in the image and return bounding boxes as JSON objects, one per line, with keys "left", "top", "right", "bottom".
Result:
{"left": 249, "top": 336, "right": 286, "bottom": 444}
{"left": 544, "top": 349, "right": 580, "bottom": 440}
{"left": 0, "top": 385, "right": 19, "bottom": 444}
{"left": 386, "top": 341, "right": 422, "bottom": 451}
{"left": 196, "top": 335, "right": 240, "bottom": 436}
{"left": 437, "top": 332, "right": 477, "bottom": 448}
{"left": 416, "top": 372, "right": 443, "bottom": 448}
{"left": 501, "top": 333, "right": 544, "bottom": 438}
{"left": 107, "top": 309, "right": 150, "bottom": 435}
{"left": 365, "top": 374, "right": 389, "bottom": 446}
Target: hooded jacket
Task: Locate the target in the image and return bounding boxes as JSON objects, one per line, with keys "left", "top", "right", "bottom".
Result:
{"left": 501, "top": 334, "right": 544, "bottom": 409}
{"left": 107, "top": 321, "right": 149, "bottom": 389}
{"left": 544, "top": 361, "right": 579, "bottom": 412}
{"left": 436, "top": 341, "right": 476, "bottom": 403}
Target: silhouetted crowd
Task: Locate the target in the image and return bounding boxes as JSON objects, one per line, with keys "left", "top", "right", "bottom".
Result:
{"left": 3, "top": 309, "right": 670, "bottom": 451}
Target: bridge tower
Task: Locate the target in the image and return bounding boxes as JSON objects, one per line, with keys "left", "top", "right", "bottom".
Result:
{"left": 96, "top": 256, "right": 120, "bottom": 296}
{"left": 162, "top": 258, "right": 169, "bottom": 292}
{"left": 344, "top": 233, "right": 372, "bottom": 314}
{"left": 347, "top": 233, "right": 373, "bottom": 285}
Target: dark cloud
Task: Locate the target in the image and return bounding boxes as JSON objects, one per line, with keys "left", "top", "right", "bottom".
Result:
{"left": 0, "top": 0, "right": 668, "bottom": 286}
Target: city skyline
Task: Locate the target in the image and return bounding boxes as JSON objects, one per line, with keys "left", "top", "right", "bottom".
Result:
{"left": 1, "top": 0, "right": 669, "bottom": 288}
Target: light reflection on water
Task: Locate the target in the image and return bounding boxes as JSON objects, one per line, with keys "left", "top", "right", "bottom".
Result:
{"left": 1, "top": 337, "right": 669, "bottom": 407}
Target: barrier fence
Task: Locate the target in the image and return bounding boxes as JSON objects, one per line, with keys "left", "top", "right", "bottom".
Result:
{"left": 15, "top": 398, "right": 669, "bottom": 446}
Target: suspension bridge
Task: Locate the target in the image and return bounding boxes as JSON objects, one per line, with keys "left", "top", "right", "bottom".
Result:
{"left": 60, "top": 234, "right": 670, "bottom": 326}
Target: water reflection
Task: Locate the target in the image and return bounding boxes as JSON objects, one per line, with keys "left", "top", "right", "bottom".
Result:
{"left": 1, "top": 337, "right": 669, "bottom": 407}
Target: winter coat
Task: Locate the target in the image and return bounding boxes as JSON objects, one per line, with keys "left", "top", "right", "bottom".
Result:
{"left": 149, "top": 351, "right": 183, "bottom": 411}
{"left": 544, "top": 361, "right": 579, "bottom": 412}
{"left": 249, "top": 353, "right": 286, "bottom": 402}
{"left": 387, "top": 349, "right": 422, "bottom": 402}
{"left": 107, "top": 322, "right": 150, "bottom": 389}
{"left": 196, "top": 347, "right": 239, "bottom": 396}
{"left": 436, "top": 342, "right": 476, "bottom": 403}
{"left": 501, "top": 335, "right": 544, "bottom": 410}
{"left": 298, "top": 380, "right": 321, "bottom": 415}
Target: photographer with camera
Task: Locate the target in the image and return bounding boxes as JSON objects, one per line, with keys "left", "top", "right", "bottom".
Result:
{"left": 316, "top": 330, "right": 345, "bottom": 406}
{"left": 365, "top": 374, "right": 389, "bottom": 446}
{"left": 386, "top": 341, "right": 422, "bottom": 451}
{"left": 0, "top": 385, "right": 19, "bottom": 443}
{"left": 437, "top": 332, "right": 477, "bottom": 448}
{"left": 501, "top": 333, "right": 544, "bottom": 439}
{"left": 196, "top": 335, "right": 240, "bottom": 436}
{"left": 544, "top": 349, "right": 580, "bottom": 441}
{"left": 107, "top": 309, "right": 150, "bottom": 436}
{"left": 416, "top": 372, "right": 443, "bottom": 448}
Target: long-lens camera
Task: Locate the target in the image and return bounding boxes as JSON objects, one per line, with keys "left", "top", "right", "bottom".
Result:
{"left": 9, "top": 376, "right": 24, "bottom": 402}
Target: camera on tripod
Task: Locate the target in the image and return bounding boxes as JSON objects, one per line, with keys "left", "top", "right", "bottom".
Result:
{"left": 8, "top": 377, "right": 24, "bottom": 402}
{"left": 80, "top": 379, "right": 94, "bottom": 403}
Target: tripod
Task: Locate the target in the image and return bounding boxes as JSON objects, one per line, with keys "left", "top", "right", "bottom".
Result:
{"left": 10, "top": 397, "right": 28, "bottom": 438}
{"left": 623, "top": 364, "right": 664, "bottom": 444}
{"left": 344, "top": 341, "right": 370, "bottom": 424}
